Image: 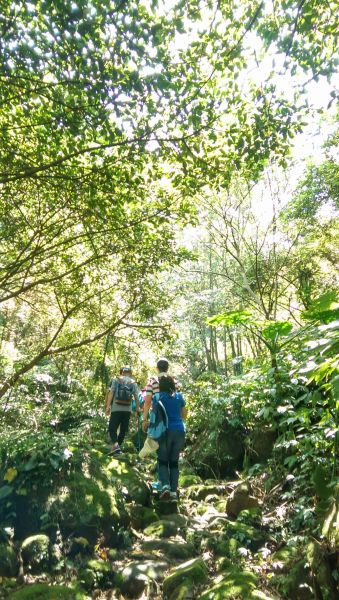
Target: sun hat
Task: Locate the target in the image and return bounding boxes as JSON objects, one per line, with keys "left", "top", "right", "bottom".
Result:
{"left": 138, "top": 437, "right": 159, "bottom": 458}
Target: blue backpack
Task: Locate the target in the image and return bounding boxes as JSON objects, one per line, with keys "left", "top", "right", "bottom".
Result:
{"left": 114, "top": 378, "right": 134, "bottom": 406}
{"left": 147, "top": 392, "right": 169, "bottom": 441}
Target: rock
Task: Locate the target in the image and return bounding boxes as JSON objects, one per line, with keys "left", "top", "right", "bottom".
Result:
{"left": 156, "top": 500, "right": 179, "bottom": 516}
{"left": 0, "top": 543, "right": 18, "bottom": 577}
{"left": 48, "top": 468, "right": 128, "bottom": 544}
{"left": 8, "top": 583, "right": 87, "bottom": 599}
{"left": 161, "top": 513, "right": 188, "bottom": 528}
{"left": 141, "top": 539, "right": 195, "bottom": 560}
{"left": 21, "top": 534, "right": 50, "bottom": 573}
{"left": 307, "top": 539, "right": 337, "bottom": 600}
{"left": 128, "top": 505, "right": 159, "bottom": 530}
{"left": 79, "top": 558, "right": 115, "bottom": 590}
{"left": 144, "top": 519, "right": 179, "bottom": 538}
{"left": 187, "top": 484, "right": 228, "bottom": 501}
{"left": 271, "top": 544, "right": 313, "bottom": 600}
{"left": 226, "top": 482, "right": 260, "bottom": 518}
{"left": 199, "top": 568, "right": 260, "bottom": 599}
{"left": 179, "top": 474, "right": 203, "bottom": 488}
{"left": 163, "top": 557, "right": 208, "bottom": 599}
{"left": 107, "top": 457, "right": 151, "bottom": 506}
{"left": 117, "top": 560, "right": 168, "bottom": 597}
{"left": 67, "top": 536, "right": 91, "bottom": 556}
{"left": 249, "top": 428, "right": 277, "bottom": 463}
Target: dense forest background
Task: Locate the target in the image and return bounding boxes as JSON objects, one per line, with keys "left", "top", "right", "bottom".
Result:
{"left": 0, "top": 1, "right": 338, "bottom": 599}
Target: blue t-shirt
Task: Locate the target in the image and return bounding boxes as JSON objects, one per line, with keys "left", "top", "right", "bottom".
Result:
{"left": 160, "top": 392, "right": 186, "bottom": 432}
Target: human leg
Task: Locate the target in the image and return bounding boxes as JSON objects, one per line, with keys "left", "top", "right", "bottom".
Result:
{"left": 117, "top": 412, "right": 131, "bottom": 446}
{"left": 108, "top": 412, "right": 121, "bottom": 445}
{"left": 167, "top": 430, "right": 185, "bottom": 493}
{"left": 157, "top": 435, "right": 170, "bottom": 490}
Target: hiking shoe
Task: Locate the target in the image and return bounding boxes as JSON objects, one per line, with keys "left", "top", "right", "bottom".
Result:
{"left": 170, "top": 492, "right": 178, "bottom": 501}
{"left": 108, "top": 445, "right": 122, "bottom": 456}
{"left": 159, "top": 486, "right": 170, "bottom": 500}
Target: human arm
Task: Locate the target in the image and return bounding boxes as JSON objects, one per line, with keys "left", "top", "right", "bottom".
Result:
{"left": 133, "top": 383, "right": 140, "bottom": 413}
{"left": 181, "top": 406, "right": 188, "bottom": 420}
{"left": 142, "top": 392, "right": 152, "bottom": 432}
{"left": 105, "top": 389, "right": 113, "bottom": 416}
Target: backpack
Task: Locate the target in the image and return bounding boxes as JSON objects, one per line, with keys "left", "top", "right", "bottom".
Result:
{"left": 114, "top": 378, "right": 134, "bottom": 406}
{"left": 147, "top": 391, "right": 169, "bottom": 441}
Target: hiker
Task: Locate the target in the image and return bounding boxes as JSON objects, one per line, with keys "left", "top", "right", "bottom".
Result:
{"left": 142, "top": 358, "right": 187, "bottom": 500}
{"left": 105, "top": 366, "right": 140, "bottom": 455}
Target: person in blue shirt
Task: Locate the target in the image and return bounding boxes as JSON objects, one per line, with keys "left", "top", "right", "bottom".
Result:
{"left": 143, "top": 368, "right": 187, "bottom": 501}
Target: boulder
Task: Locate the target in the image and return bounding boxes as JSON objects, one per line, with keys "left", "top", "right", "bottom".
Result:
{"left": 226, "top": 482, "right": 260, "bottom": 518}
{"left": 141, "top": 539, "right": 195, "bottom": 560}
{"left": 199, "top": 569, "right": 267, "bottom": 599}
{"left": 128, "top": 505, "right": 159, "bottom": 530}
{"left": 163, "top": 557, "right": 208, "bottom": 599}
{"left": 270, "top": 543, "right": 313, "bottom": 600}
{"left": 0, "top": 543, "right": 18, "bottom": 577}
{"left": 144, "top": 519, "right": 179, "bottom": 539}
{"left": 21, "top": 534, "right": 51, "bottom": 573}
{"left": 79, "top": 558, "right": 115, "bottom": 590}
{"left": 8, "top": 583, "right": 87, "bottom": 599}
{"left": 179, "top": 474, "right": 203, "bottom": 488}
{"left": 117, "top": 560, "right": 168, "bottom": 597}
{"left": 249, "top": 428, "right": 277, "bottom": 463}
{"left": 156, "top": 500, "right": 179, "bottom": 516}
{"left": 307, "top": 539, "right": 337, "bottom": 600}
{"left": 48, "top": 471, "right": 125, "bottom": 543}
{"left": 107, "top": 457, "right": 151, "bottom": 506}
{"left": 187, "top": 484, "right": 228, "bottom": 501}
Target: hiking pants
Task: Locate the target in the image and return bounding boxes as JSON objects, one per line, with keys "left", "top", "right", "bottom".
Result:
{"left": 108, "top": 411, "right": 131, "bottom": 446}
{"left": 157, "top": 430, "right": 185, "bottom": 492}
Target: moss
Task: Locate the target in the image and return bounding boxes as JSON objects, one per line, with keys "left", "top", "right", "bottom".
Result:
{"left": 179, "top": 474, "right": 202, "bottom": 488}
{"left": 222, "top": 520, "right": 266, "bottom": 551}
{"left": 199, "top": 569, "right": 258, "bottom": 599}
{"left": 163, "top": 558, "right": 208, "bottom": 597}
{"left": 144, "top": 519, "right": 178, "bottom": 538}
{"left": 21, "top": 535, "right": 50, "bottom": 573}
{"left": 8, "top": 583, "right": 86, "bottom": 599}
{"left": 105, "top": 457, "right": 151, "bottom": 506}
{"left": 48, "top": 470, "right": 124, "bottom": 542}
{"left": 0, "top": 544, "right": 18, "bottom": 577}
{"left": 128, "top": 505, "right": 159, "bottom": 529}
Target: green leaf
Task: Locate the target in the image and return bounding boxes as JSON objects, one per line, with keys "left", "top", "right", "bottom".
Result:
{"left": 262, "top": 321, "right": 293, "bottom": 340}
{"left": 207, "top": 310, "right": 253, "bottom": 327}
{"left": 0, "top": 485, "right": 13, "bottom": 500}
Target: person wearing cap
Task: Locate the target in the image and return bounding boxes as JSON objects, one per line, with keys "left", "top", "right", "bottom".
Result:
{"left": 142, "top": 358, "right": 187, "bottom": 500}
{"left": 105, "top": 366, "right": 140, "bottom": 455}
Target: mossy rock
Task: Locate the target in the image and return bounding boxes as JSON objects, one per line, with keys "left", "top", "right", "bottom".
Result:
{"left": 0, "top": 543, "right": 18, "bottom": 577}
{"left": 21, "top": 534, "right": 50, "bottom": 573}
{"left": 67, "top": 536, "right": 91, "bottom": 557}
{"left": 271, "top": 542, "right": 300, "bottom": 569}
{"left": 199, "top": 569, "right": 258, "bottom": 599}
{"left": 275, "top": 559, "right": 312, "bottom": 600}
{"left": 79, "top": 558, "right": 115, "bottom": 590}
{"left": 128, "top": 505, "right": 159, "bottom": 529}
{"left": 307, "top": 539, "right": 337, "bottom": 600}
{"left": 223, "top": 520, "right": 266, "bottom": 551}
{"left": 48, "top": 469, "right": 126, "bottom": 543}
{"left": 163, "top": 557, "right": 208, "bottom": 597}
{"left": 156, "top": 499, "right": 179, "bottom": 516}
{"left": 196, "top": 503, "right": 210, "bottom": 516}
{"left": 215, "top": 537, "right": 239, "bottom": 558}
{"left": 144, "top": 519, "right": 178, "bottom": 538}
{"left": 8, "top": 583, "right": 86, "bottom": 599}
{"left": 106, "top": 457, "right": 151, "bottom": 506}
{"left": 141, "top": 539, "right": 195, "bottom": 560}
{"left": 187, "top": 485, "right": 226, "bottom": 501}
{"left": 179, "top": 474, "right": 202, "bottom": 488}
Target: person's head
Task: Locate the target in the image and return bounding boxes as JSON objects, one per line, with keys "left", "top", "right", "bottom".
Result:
{"left": 121, "top": 366, "right": 132, "bottom": 376}
{"left": 159, "top": 374, "right": 176, "bottom": 394}
{"left": 156, "top": 357, "right": 169, "bottom": 373}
